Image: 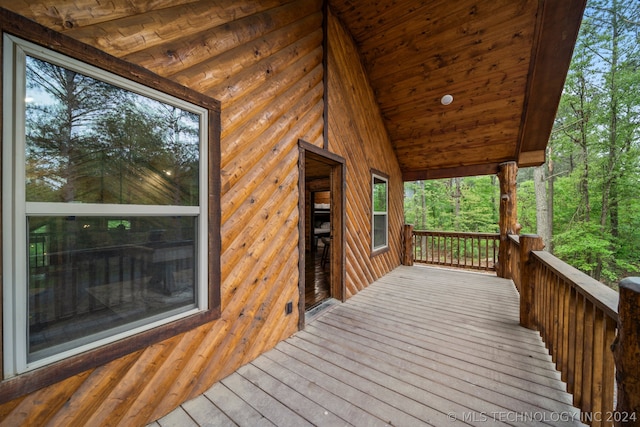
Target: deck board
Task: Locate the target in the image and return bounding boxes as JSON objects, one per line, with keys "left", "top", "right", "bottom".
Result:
{"left": 153, "top": 266, "right": 586, "bottom": 426}
{"left": 181, "top": 395, "right": 236, "bottom": 427}
{"left": 252, "top": 354, "right": 385, "bottom": 426}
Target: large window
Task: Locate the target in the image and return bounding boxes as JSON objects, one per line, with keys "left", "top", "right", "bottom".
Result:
{"left": 372, "top": 172, "right": 389, "bottom": 252}
{"left": 2, "top": 34, "right": 218, "bottom": 377}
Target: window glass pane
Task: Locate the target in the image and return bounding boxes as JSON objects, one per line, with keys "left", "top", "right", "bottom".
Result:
{"left": 373, "top": 177, "right": 387, "bottom": 212}
{"left": 25, "top": 56, "right": 200, "bottom": 206}
{"left": 27, "top": 216, "right": 197, "bottom": 361}
{"left": 373, "top": 214, "right": 387, "bottom": 248}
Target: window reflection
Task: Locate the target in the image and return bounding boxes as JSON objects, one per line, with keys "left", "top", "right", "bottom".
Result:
{"left": 28, "top": 216, "right": 197, "bottom": 361}
{"left": 25, "top": 55, "right": 200, "bottom": 206}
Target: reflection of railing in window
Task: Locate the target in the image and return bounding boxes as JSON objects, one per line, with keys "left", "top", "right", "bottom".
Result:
{"left": 29, "top": 234, "right": 49, "bottom": 269}
{"left": 147, "top": 240, "right": 195, "bottom": 295}
{"left": 28, "top": 237, "right": 195, "bottom": 329}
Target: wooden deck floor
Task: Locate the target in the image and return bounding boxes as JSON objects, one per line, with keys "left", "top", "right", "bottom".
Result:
{"left": 150, "top": 265, "right": 585, "bottom": 427}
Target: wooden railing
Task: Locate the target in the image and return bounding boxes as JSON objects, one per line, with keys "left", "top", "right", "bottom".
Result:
{"left": 534, "top": 252, "right": 617, "bottom": 425}
{"left": 507, "top": 234, "right": 521, "bottom": 288}
{"left": 509, "top": 234, "right": 622, "bottom": 427}
{"left": 402, "top": 227, "right": 639, "bottom": 426}
{"left": 411, "top": 230, "right": 499, "bottom": 271}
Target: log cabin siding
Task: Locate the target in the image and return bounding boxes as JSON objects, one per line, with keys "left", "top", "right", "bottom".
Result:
{"left": 0, "top": 1, "right": 402, "bottom": 424}
{"left": 326, "top": 10, "right": 404, "bottom": 297}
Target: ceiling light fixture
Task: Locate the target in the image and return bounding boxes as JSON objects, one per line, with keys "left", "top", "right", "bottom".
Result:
{"left": 440, "top": 94, "right": 454, "bottom": 105}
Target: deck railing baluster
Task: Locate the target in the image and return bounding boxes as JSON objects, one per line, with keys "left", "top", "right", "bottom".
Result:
{"left": 410, "top": 230, "right": 499, "bottom": 272}
{"left": 561, "top": 280, "right": 571, "bottom": 382}
{"left": 574, "top": 293, "right": 586, "bottom": 409}
{"left": 567, "top": 286, "right": 578, "bottom": 388}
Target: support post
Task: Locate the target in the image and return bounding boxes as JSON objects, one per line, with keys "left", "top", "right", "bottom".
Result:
{"left": 496, "top": 161, "right": 520, "bottom": 278}
{"left": 403, "top": 224, "right": 414, "bottom": 266}
{"left": 519, "top": 234, "right": 544, "bottom": 329}
{"left": 613, "top": 277, "right": 640, "bottom": 426}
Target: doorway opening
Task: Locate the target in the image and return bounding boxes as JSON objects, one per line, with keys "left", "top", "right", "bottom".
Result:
{"left": 306, "top": 188, "right": 331, "bottom": 309}
{"left": 298, "top": 141, "right": 344, "bottom": 328}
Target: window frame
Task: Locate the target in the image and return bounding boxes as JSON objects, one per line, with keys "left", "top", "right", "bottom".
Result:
{"left": 371, "top": 169, "right": 389, "bottom": 255}
{"left": 0, "top": 9, "right": 221, "bottom": 400}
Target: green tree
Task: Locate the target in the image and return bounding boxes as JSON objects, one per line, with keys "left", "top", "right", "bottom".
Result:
{"left": 26, "top": 56, "right": 120, "bottom": 203}
{"left": 404, "top": 175, "right": 499, "bottom": 232}
{"left": 545, "top": 0, "right": 640, "bottom": 285}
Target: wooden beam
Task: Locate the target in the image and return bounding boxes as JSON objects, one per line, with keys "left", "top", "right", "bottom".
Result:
{"left": 518, "top": 150, "right": 546, "bottom": 167}
{"left": 519, "top": 235, "right": 544, "bottom": 329}
{"left": 496, "top": 162, "right": 520, "bottom": 278}
{"left": 516, "top": 0, "right": 587, "bottom": 156}
{"left": 330, "top": 162, "right": 346, "bottom": 302}
{"left": 402, "top": 224, "right": 414, "bottom": 266}
{"left": 402, "top": 162, "right": 502, "bottom": 181}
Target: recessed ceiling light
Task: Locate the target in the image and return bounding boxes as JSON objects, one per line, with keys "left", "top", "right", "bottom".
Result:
{"left": 441, "top": 94, "right": 453, "bottom": 105}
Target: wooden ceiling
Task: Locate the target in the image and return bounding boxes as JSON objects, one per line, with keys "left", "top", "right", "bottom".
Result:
{"left": 2, "top": 0, "right": 586, "bottom": 181}
{"left": 328, "top": 0, "right": 587, "bottom": 180}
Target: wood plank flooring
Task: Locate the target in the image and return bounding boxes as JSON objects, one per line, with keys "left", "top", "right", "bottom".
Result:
{"left": 150, "top": 265, "right": 586, "bottom": 426}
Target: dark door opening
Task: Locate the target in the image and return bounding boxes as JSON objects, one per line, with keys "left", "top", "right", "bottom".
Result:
{"left": 298, "top": 141, "right": 345, "bottom": 328}
{"left": 306, "top": 187, "right": 331, "bottom": 310}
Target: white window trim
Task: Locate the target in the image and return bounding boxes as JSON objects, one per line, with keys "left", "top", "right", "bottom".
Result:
{"left": 371, "top": 173, "right": 389, "bottom": 252}
{"left": 2, "top": 34, "right": 209, "bottom": 377}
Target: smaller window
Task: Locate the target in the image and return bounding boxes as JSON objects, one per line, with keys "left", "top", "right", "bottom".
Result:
{"left": 371, "top": 172, "right": 388, "bottom": 252}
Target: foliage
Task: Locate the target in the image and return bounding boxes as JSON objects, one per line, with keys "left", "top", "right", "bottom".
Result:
{"left": 548, "top": 0, "right": 640, "bottom": 285}
{"left": 553, "top": 221, "right": 615, "bottom": 281}
{"left": 516, "top": 180, "right": 536, "bottom": 234}
{"left": 404, "top": 176, "right": 499, "bottom": 233}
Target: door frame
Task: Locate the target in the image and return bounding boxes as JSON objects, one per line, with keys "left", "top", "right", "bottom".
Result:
{"left": 297, "top": 139, "right": 345, "bottom": 330}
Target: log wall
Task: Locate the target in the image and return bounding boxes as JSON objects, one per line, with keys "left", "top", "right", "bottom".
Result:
{"left": 326, "top": 10, "right": 404, "bottom": 297}
{"left": 0, "top": 1, "right": 403, "bottom": 424}
{"left": 0, "top": 1, "right": 320, "bottom": 424}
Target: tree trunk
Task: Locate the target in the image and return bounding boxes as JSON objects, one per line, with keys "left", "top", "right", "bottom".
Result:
{"left": 547, "top": 147, "right": 554, "bottom": 252}
{"left": 596, "top": 0, "right": 622, "bottom": 281}
{"left": 419, "top": 180, "right": 426, "bottom": 229}
{"left": 610, "top": 178, "right": 619, "bottom": 238}
{"left": 578, "top": 101, "right": 591, "bottom": 222}
{"left": 534, "top": 165, "right": 551, "bottom": 251}
{"left": 496, "top": 162, "right": 519, "bottom": 279}
{"left": 452, "top": 178, "right": 461, "bottom": 230}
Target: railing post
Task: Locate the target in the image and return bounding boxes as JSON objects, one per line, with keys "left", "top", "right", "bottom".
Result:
{"left": 519, "top": 234, "right": 544, "bottom": 330}
{"left": 613, "top": 277, "right": 640, "bottom": 426}
{"left": 403, "top": 224, "right": 414, "bottom": 266}
{"left": 496, "top": 161, "right": 520, "bottom": 278}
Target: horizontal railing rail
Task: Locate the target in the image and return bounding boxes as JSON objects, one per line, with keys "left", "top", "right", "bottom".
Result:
{"left": 412, "top": 230, "right": 499, "bottom": 271}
